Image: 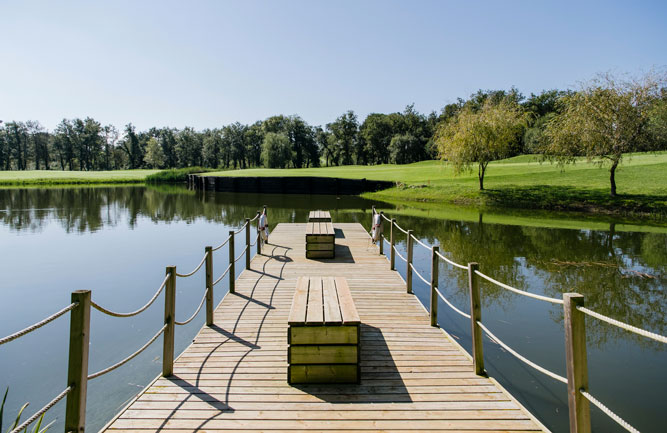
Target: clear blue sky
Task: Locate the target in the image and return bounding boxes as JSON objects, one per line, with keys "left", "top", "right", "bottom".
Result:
{"left": 1, "top": 0, "right": 666, "bottom": 131}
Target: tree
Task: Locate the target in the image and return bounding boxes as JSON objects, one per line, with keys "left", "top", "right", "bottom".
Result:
{"left": 327, "top": 111, "right": 358, "bottom": 165}
{"left": 545, "top": 72, "right": 667, "bottom": 196}
{"left": 176, "top": 127, "right": 203, "bottom": 167}
{"left": 360, "top": 113, "right": 393, "bottom": 164}
{"left": 436, "top": 100, "right": 528, "bottom": 190}
{"left": 120, "top": 124, "right": 144, "bottom": 169}
{"left": 389, "top": 133, "right": 422, "bottom": 164}
{"left": 261, "top": 132, "right": 291, "bottom": 168}
{"left": 143, "top": 137, "right": 165, "bottom": 168}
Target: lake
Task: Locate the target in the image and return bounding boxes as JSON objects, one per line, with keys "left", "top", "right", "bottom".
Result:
{"left": 0, "top": 185, "right": 664, "bottom": 433}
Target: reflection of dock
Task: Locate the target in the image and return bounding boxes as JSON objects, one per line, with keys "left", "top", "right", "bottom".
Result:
{"left": 103, "top": 223, "right": 546, "bottom": 432}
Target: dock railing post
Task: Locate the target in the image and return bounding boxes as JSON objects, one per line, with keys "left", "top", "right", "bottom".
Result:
{"left": 205, "top": 246, "right": 213, "bottom": 326}
{"left": 229, "top": 230, "right": 235, "bottom": 294}
{"left": 564, "top": 293, "right": 591, "bottom": 433}
{"left": 390, "top": 218, "right": 396, "bottom": 270}
{"left": 65, "top": 290, "right": 91, "bottom": 433}
{"left": 256, "top": 211, "right": 262, "bottom": 255}
{"left": 468, "top": 262, "right": 484, "bottom": 375}
{"left": 163, "top": 266, "right": 176, "bottom": 377}
{"left": 245, "top": 218, "right": 250, "bottom": 270}
{"left": 406, "top": 229, "right": 414, "bottom": 294}
{"left": 379, "top": 212, "right": 384, "bottom": 255}
{"left": 430, "top": 246, "right": 439, "bottom": 327}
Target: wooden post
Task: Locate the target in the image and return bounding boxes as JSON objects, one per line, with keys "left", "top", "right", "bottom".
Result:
{"left": 229, "top": 230, "right": 235, "bottom": 294}
{"left": 564, "top": 293, "right": 591, "bottom": 433}
{"left": 163, "top": 266, "right": 176, "bottom": 377}
{"left": 390, "top": 218, "right": 396, "bottom": 270}
{"left": 65, "top": 290, "right": 91, "bottom": 433}
{"left": 256, "top": 211, "right": 262, "bottom": 255}
{"left": 245, "top": 218, "right": 250, "bottom": 270}
{"left": 205, "top": 246, "right": 213, "bottom": 326}
{"left": 430, "top": 246, "right": 439, "bottom": 327}
{"left": 406, "top": 229, "right": 414, "bottom": 294}
{"left": 468, "top": 262, "right": 484, "bottom": 375}
{"left": 379, "top": 212, "right": 384, "bottom": 255}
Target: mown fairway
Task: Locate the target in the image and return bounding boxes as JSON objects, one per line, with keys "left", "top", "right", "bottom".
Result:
{"left": 0, "top": 169, "right": 159, "bottom": 185}
{"left": 209, "top": 152, "right": 667, "bottom": 216}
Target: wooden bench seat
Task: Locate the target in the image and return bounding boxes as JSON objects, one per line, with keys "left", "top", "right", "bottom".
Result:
{"left": 305, "top": 221, "right": 335, "bottom": 259}
{"left": 287, "top": 276, "right": 360, "bottom": 384}
{"left": 308, "top": 210, "right": 331, "bottom": 222}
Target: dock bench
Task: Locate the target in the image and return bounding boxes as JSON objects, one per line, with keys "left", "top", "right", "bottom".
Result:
{"left": 287, "top": 276, "right": 360, "bottom": 384}
{"left": 308, "top": 210, "right": 332, "bottom": 222}
{"left": 305, "top": 221, "right": 335, "bottom": 259}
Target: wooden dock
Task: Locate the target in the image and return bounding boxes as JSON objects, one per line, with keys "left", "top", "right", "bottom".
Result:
{"left": 104, "top": 223, "right": 547, "bottom": 433}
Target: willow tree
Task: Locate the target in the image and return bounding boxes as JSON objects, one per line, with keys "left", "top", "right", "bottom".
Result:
{"left": 544, "top": 72, "right": 666, "bottom": 196}
{"left": 436, "top": 100, "right": 527, "bottom": 190}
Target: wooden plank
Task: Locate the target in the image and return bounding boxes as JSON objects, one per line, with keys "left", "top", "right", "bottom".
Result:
{"left": 305, "top": 276, "right": 323, "bottom": 324}
{"left": 287, "top": 277, "right": 308, "bottom": 325}
{"left": 290, "top": 326, "right": 358, "bottom": 345}
{"left": 305, "top": 243, "right": 334, "bottom": 251}
{"left": 322, "top": 277, "right": 343, "bottom": 324}
{"left": 305, "top": 250, "right": 334, "bottom": 259}
{"left": 289, "top": 364, "right": 358, "bottom": 384}
{"left": 335, "top": 276, "right": 360, "bottom": 325}
{"left": 305, "top": 235, "right": 334, "bottom": 243}
{"left": 289, "top": 345, "right": 358, "bottom": 364}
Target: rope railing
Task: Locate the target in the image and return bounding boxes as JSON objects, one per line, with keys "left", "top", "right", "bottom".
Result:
{"left": 249, "top": 214, "right": 260, "bottom": 222}
{"left": 9, "top": 386, "right": 72, "bottom": 433}
{"left": 175, "top": 289, "right": 208, "bottom": 326}
{"left": 474, "top": 270, "right": 564, "bottom": 305}
{"left": 435, "top": 249, "right": 467, "bottom": 270}
{"left": 381, "top": 213, "right": 391, "bottom": 223}
{"left": 0, "top": 303, "right": 77, "bottom": 346}
{"left": 577, "top": 306, "right": 667, "bottom": 344}
{"left": 212, "top": 235, "right": 231, "bottom": 252}
{"left": 234, "top": 247, "right": 247, "bottom": 263}
{"left": 579, "top": 389, "right": 639, "bottom": 433}
{"left": 435, "top": 288, "right": 471, "bottom": 319}
{"left": 410, "top": 234, "right": 430, "bottom": 251}
{"left": 477, "top": 320, "right": 567, "bottom": 384}
{"left": 410, "top": 263, "right": 430, "bottom": 286}
{"left": 213, "top": 264, "right": 232, "bottom": 287}
{"left": 234, "top": 221, "right": 248, "bottom": 235}
{"left": 88, "top": 324, "right": 167, "bottom": 380}
{"left": 394, "top": 222, "right": 409, "bottom": 235}
{"left": 393, "top": 245, "right": 407, "bottom": 262}
{"left": 175, "top": 254, "right": 207, "bottom": 278}
{"left": 91, "top": 274, "right": 170, "bottom": 318}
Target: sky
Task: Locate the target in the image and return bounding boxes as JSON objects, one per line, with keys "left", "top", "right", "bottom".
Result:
{"left": 1, "top": 0, "right": 666, "bottom": 131}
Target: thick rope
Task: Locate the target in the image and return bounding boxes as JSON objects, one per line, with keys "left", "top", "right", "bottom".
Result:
{"left": 212, "top": 235, "right": 231, "bottom": 252}
{"left": 409, "top": 234, "right": 430, "bottom": 251}
{"left": 175, "top": 254, "right": 207, "bottom": 278}
{"left": 435, "top": 249, "right": 468, "bottom": 270}
{"left": 88, "top": 324, "right": 167, "bottom": 380}
{"left": 393, "top": 245, "right": 407, "bottom": 262}
{"left": 474, "top": 270, "right": 563, "bottom": 305}
{"left": 234, "top": 221, "right": 248, "bottom": 235}
{"left": 394, "top": 222, "right": 409, "bottom": 235}
{"left": 249, "top": 214, "right": 260, "bottom": 222}
{"left": 381, "top": 213, "right": 391, "bottom": 222}
{"left": 410, "top": 263, "right": 431, "bottom": 285}
{"left": 579, "top": 389, "right": 639, "bottom": 433}
{"left": 577, "top": 306, "right": 667, "bottom": 344}
{"left": 9, "top": 386, "right": 72, "bottom": 433}
{"left": 91, "top": 274, "right": 169, "bottom": 318}
{"left": 234, "top": 247, "right": 247, "bottom": 263}
{"left": 175, "top": 289, "right": 208, "bottom": 326}
{"left": 435, "top": 288, "right": 471, "bottom": 319}
{"left": 0, "top": 303, "right": 77, "bottom": 346}
{"left": 477, "top": 320, "right": 567, "bottom": 384}
{"left": 213, "top": 264, "right": 232, "bottom": 286}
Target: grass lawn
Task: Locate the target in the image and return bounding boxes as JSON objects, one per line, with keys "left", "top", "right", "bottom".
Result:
{"left": 208, "top": 152, "right": 667, "bottom": 218}
{"left": 0, "top": 169, "right": 160, "bottom": 185}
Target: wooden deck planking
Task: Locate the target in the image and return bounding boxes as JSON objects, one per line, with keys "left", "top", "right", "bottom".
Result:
{"left": 104, "top": 223, "right": 547, "bottom": 433}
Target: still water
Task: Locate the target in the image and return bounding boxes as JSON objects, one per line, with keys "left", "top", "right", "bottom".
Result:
{"left": 0, "top": 186, "right": 665, "bottom": 433}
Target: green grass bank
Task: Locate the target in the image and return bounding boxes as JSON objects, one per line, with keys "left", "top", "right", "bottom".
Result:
{"left": 208, "top": 152, "right": 667, "bottom": 219}
{"left": 0, "top": 169, "right": 159, "bottom": 185}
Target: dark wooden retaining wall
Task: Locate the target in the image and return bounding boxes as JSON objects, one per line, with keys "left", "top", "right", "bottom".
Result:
{"left": 188, "top": 175, "right": 393, "bottom": 195}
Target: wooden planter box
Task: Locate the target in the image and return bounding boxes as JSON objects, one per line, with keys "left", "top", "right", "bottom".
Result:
{"left": 287, "top": 276, "right": 360, "bottom": 384}
{"left": 305, "top": 221, "right": 335, "bottom": 259}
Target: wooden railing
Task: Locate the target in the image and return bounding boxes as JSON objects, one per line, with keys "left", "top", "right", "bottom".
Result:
{"left": 372, "top": 206, "right": 666, "bottom": 433}
{"left": 0, "top": 206, "right": 267, "bottom": 433}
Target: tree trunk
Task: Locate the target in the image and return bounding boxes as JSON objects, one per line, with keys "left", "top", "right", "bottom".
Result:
{"left": 609, "top": 160, "right": 619, "bottom": 197}
{"left": 478, "top": 163, "right": 487, "bottom": 190}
